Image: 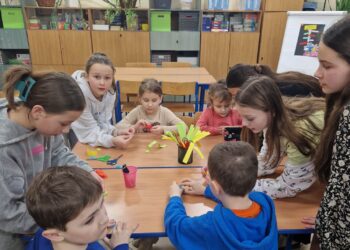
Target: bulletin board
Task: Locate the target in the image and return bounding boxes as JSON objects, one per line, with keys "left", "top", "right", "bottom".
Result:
{"left": 277, "top": 11, "right": 347, "bottom": 75}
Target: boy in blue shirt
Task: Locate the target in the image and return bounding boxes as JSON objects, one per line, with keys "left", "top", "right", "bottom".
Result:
{"left": 25, "top": 166, "right": 138, "bottom": 250}
{"left": 165, "top": 141, "right": 278, "bottom": 250}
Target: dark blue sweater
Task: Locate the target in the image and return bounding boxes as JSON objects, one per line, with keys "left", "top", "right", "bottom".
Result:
{"left": 25, "top": 228, "right": 128, "bottom": 250}
{"left": 164, "top": 189, "right": 278, "bottom": 250}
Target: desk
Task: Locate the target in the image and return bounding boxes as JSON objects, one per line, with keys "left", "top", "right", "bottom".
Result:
{"left": 73, "top": 135, "right": 323, "bottom": 240}
{"left": 73, "top": 134, "right": 223, "bottom": 168}
{"left": 114, "top": 67, "right": 216, "bottom": 121}
{"left": 103, "top": 168, "right": 324, "bottom": 237}
{"left": 116, "top": 67, "right": 211, "bottom": 76}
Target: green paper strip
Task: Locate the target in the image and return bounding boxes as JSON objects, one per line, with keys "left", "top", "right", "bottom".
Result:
{"left": 176, "top": 122, "right": 186, "bottom": 140}
{"left": 147, "top": 140, "right": 158, "bottom": 148}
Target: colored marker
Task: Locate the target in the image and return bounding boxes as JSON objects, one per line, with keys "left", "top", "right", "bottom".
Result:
{"left": 122, "top": 164, "right": 129, "bottom": 173}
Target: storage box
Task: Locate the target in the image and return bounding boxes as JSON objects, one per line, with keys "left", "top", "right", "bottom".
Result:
{"left": 177, "top": 56, "right": 198, "bottom": 66}
{"left": 154, "top": 0, "right": 171, "bottom": 9}
{"left": 92, "top": 24, "right": 109, "bottom": 30}
{"left": 151, "top": 53, "right": 171, "bottom": 66}
{"left": 179, "top": 12, "right": 199, "bottom": 31}
{"left": 0, "top": 8, "right": 24, "bottom": 29}
{"left": 151, "top": 11, "right": 171, "bottom": 32}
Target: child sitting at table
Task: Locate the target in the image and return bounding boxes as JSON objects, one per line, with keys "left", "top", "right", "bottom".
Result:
{"left": 25, "top": 166, "right": 138, "bottom": 250}
{"left": 165, "top": 141, "right": 278, "bottom": 249}
{"left": 71, "top": 53, "right": 134, "bottom": 149}
{"left": 116, "top": 78, "right": 186, "bottom": 134}
{"left": 196, "top": 83, "right": 241, "bottom": 135}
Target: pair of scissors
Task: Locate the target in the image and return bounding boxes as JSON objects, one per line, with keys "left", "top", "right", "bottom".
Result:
{"left": 106, "top": 154, "right": 123, "bottom": 165}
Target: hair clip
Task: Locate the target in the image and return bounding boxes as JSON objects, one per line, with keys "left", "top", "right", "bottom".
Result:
{"left": 15, "top": 77, "right": 36, "bottom": 102}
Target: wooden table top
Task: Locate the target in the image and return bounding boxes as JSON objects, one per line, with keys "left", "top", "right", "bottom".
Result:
{"left": 116, "top": 67, "right": 211, "bottom": 75}
{"left": 74, "top": 135, "right": 323, "bottom": 235}
{"left": 103, "top": 168, "right": 324, "bottom": 236}
{"left": 74, "top": 134, "right": 223, "bottom": 168}
{"left": 114, "top": 67, "right": 216, "bottom": 84}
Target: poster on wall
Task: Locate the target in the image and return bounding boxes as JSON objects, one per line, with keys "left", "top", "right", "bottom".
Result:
{"left": 294, "top": 24, "right": 325, "bottom": 57}
{"left": 277, "top": 11, "right": 347, "bottom": 75}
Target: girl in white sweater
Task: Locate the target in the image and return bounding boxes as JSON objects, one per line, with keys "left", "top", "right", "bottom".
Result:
{"left": 71, "top": 53, "right": 134, "bottom": 148}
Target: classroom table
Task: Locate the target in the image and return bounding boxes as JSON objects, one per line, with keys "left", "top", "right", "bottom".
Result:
{"left": 114, "top": 67, "right": 217, "bottom": 120}
{"left": 73, "top": 134, "right": 222, "bottom": 168}
{"left": 73, "top": 134, "right": 324, "bottom": 242}
{"left": 116, "top": 67, "right": 211, "bottom": 76}
{"left": 102, "top": 168, "right": 324, "bottom": 237}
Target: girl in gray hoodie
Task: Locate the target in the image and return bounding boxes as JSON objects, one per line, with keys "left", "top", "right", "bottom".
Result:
{"left": 0, "top": 66, "right": 102, "bottom": 249}
{"left": 71, "top": 53, "right": 134, "bottom": 148}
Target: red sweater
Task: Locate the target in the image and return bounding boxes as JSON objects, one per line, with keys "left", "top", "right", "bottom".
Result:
{"left": 196, "top": 108, "right": 242, "bottom": 135}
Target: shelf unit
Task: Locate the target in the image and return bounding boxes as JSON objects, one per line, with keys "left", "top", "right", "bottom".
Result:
{"left": 149, "top": 0, "right": 201, "bottom": 66}
{"left": 258, "top": 0, "right": 304, "bottom": 70}
{"left": 21, "top": 0, "right": 304, "bottom": 79}
{"left": 0, "top": 4, "right": 29, "bottom": 87}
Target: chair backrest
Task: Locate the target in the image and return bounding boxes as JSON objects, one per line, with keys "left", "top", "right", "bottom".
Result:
{"left": 162, "top": 81, "right": 197, "bottom": 96}
{"left": 118, "top": 80, "right": 140, "bottom": 102}
{"left": 177, "top": 115, "right": 194, "bottom": 127}
{"left": 126, "top": 62, "right": 157, "bottom": 68}
{"left": 162, "top": 62, "right": 192, "bottom": 68}
{"left": 194, "top": 111, "right": 202, "bottom": 124}
{"left": 118, "top": 80, "right": 140, "bottom": 95}
{"left": 0, "top": 91, "right": 4, "bottom": 98}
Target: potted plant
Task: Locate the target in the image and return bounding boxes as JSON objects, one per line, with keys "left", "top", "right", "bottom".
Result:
{"left": 102, "top": 0, "right": 138, "bottom": 30}
{"left": 336, "top": 0, "right": 350, "bottom": 11}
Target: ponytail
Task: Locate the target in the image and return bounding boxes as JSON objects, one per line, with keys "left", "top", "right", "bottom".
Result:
{"left": 3, "top": 65, "right": 86, "bottom": 113}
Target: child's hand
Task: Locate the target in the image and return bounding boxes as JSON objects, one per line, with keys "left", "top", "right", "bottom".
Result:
{"left": 201, "top": 167, "right": 209, "bottom": 185}
{"left": 112, "top": 135, "right": 133, "bottom": 149}
{"left": 150, "top": 125, "right": 164, "bottom": 135}
{"left": 219, "top": 126, "right": 226, "bottom": 135}
{"left": 104, "top": 221, "right": 139, "bottom": 248}
{"left": 134, "top": 119, "right": 148, "bottom": 131}
{"left": 117, "top": 127, "right": 135, "bottom": 136}
{"left": 301, "top": 217, "right": 316, "bottom": 229}
{"left": 169, "top": 181, "right": 183, "bottom": 197}
{"left": 180, "top": 178, "right": 206, "bottom": 196}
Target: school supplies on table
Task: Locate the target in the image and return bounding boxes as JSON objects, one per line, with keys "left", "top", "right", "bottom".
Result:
{"left": 106, "top": 154, "right": 124, "bottom": 165}
{"left": 162, "top": 123, "right": 210, "bottom": 164}
{"left": 95, "top": 169, "right": 108, "bottom": 179}
{"left": 122, "top": 165, "right": 138, "bottom": 188}
{"left": 145, "top": 140, "right": 167, "bottom": 153}
{"left": 87, "top": 155, "right": 111, "bottom": 162}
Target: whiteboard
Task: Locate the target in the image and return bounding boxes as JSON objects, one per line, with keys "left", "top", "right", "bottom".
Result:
{"left": 277, "top": 11, "right": 347, "bottom": 75}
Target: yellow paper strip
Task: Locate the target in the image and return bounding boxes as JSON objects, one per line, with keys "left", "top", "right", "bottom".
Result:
{"left": 183, "top": 142, "right": 195, "bottom": 163}
{"left": 193, "top": 145, "right": 204, "bottom": 159}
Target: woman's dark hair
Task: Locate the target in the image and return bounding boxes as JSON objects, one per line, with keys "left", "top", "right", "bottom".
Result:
{"left": 314, "top": 15, "right": 350, "bottom": 182}
{"left": 4, "top": 65, "right": 85, "bottom": 113}
{"left": 226, "top": 64, "right": 324, "bottom": 97}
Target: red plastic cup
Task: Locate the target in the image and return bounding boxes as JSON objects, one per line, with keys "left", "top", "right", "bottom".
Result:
{"left": 123, "top": 166, "right": 137, "bottom": 188}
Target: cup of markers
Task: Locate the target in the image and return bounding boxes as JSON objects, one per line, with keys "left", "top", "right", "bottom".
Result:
{"left": 122, "top": 164, "right": 138, "bottom": 188}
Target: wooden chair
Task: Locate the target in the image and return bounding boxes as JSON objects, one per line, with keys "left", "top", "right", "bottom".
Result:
{"left": 176, "top": 115, "right": 195, "bottom": 127}
{"left": 0, "top": 91, "right": 4, "bottom": 98}
{"left": 161, "top": 81, "right": 199, "bottom": 115}
{"left": 161, "top": 62, "right": 192, "bottom": 68}
{"left": 125, "top": 62, "right": 157, "bottom": 68}
{"left": 115, "top": 80, "right": 141, "bottom": 121}
{"left": 194, "top": 111, "right": 202, "bottom": 125}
